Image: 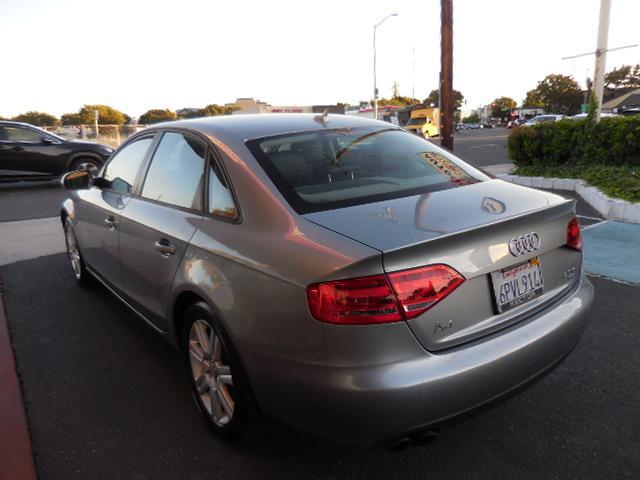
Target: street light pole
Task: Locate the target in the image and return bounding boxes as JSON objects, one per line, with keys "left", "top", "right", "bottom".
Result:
{"left": 373, "top": 13, "right": 398, "bottom": 120}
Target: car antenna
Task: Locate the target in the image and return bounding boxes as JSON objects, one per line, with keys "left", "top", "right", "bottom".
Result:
{"left": 313, "top": 109, "right": 330, "bottom": 127}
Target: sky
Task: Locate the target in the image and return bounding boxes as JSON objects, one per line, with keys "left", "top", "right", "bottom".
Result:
{"left": 1, "top": 0, "right": 639, "bottom": 118}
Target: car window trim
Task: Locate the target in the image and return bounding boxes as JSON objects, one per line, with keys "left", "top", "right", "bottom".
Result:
{"left": 100, "top": 132, "right": 159, "bottom": 196}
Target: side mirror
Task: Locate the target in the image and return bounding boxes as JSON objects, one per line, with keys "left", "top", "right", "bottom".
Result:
{"left": 42, "top": 137, "right": 54, "bottom": 145}
{"left": 61, "top": 170, "right": 92, "bottom": 190}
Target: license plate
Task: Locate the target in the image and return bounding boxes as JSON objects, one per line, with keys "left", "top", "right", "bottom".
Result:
{"left": 491, "top": 257, "right": 544, "bottom": 313}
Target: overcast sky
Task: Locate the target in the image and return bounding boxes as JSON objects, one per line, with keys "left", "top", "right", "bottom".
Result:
{"left": 1, "top": 0, "right": 638, "bottom": 118}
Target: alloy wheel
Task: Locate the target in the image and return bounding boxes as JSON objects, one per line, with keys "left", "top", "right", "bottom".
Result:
{"left": 64, "top": 222, "right": 82, "bottom": 280}
{"left": 188, "top": 319, "right": 235, "bottom": 426}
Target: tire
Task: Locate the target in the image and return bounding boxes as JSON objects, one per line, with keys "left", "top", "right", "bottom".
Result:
{"left": 63, "top": 217, "right": 93, "bottom": 286}
{"left": 70, "top": 157, "right": 102, "bottom": 173}
{"left": 181, "top": 302, "right": 262, "bottom": 441}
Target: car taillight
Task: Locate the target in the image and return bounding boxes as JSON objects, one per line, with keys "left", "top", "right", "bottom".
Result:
{"left": 387, "top": 265, "right": 465, "bottom": 319}
{"left": 307, "top": 264, "right": 464, "bottom": 325}
{"left": 566, "top": 217, "right": 582, "bottom": 251}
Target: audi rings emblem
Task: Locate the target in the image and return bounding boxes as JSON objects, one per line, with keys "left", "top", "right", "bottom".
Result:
{"left": 508, "top": 232, "right": 541, "bottom": 257}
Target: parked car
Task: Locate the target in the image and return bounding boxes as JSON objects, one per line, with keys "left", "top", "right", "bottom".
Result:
{"left": 61, "top": 114, "right": 593, "bottom": 448}
{"left": 480, "top": 122, "right": 493, "bottom": 129}
{"left": 0, "top": 121, "right": 114, "bottom": 176}
{"left": 523, "top": 114, "right": 565, "bottom": 126}
{"left": 568, "top": 113, "right": 620, "bottom": 120}
{"left": 507, "top": 118, "right": 527, "bottom": 128}
{"left": 463, "top": 122, "right": 481, "bottom": 129}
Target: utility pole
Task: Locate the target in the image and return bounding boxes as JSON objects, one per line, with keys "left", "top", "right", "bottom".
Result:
{"left": 562, "top": 0, "right": 637, "bottom": 121}
{"left": 440, "top": 0, "right": 454, "bottom": 151}
{"left": 592, "top": 0, "right": 611, "bottom": 122}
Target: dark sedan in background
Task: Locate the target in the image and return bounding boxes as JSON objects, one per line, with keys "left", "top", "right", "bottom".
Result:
{"left": 0, "top": 121, "right": 114, "bottom": 178}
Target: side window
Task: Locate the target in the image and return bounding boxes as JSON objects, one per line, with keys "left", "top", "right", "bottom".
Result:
{"left": 103, "top": 137, "right": 153, "bottom": 194}
{"left": 208, "top": 159, "right": 238, "bottom": 219}
{"left": 2, "top": 126, "right": 42, "bottom": 142}
{"left": 141, "top": 132, "right": 205, "bottom": 210}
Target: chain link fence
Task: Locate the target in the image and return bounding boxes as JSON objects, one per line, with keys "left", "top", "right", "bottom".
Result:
{"left": 41, "top": 124, "right": 149, "bottom": 147}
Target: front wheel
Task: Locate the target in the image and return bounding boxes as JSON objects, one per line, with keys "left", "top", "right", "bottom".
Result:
{"left": 70, "top": 158, "right": 102, "bottom": 174}
{"left": 63, "top": 217, "right": 92, "bottom": 286}
{"left": 182, "top": 302, "right": 262, "bottom": 441}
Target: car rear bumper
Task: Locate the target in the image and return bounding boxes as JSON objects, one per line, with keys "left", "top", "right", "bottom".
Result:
{"left": 240, "top": 275, "right": 593, "bottom": 447}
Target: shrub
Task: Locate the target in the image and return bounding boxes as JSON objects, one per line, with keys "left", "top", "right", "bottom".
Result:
{"left": 508, "top": 115, "right": 640, "bottom": 167}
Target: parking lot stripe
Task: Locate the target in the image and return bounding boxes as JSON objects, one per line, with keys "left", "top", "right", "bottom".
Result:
{"left": 0, "top": 282, "right": 37, "bottom": 480}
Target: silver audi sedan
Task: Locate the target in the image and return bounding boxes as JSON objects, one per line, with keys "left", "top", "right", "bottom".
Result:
{"left": 61, "top": 114, "right": 593, "bottom": 447}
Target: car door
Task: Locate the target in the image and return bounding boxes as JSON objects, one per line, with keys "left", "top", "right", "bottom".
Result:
{"left": 74, "top": 135, "right": 156, "bottom": 291}
{"left": 0, "top": 125, "right": 49, "bottom": 173}
{"left": 118, "top": 131, "right": 206, "bottom": 330}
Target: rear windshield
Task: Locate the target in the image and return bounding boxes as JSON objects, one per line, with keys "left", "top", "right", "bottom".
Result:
{"left": 406, "top": 117, "right": 428, "bottom": 126}
{"left": 246, "top": 127, "right": 484, "bottom": 214}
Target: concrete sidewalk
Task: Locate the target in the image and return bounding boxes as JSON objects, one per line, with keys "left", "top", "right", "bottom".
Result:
{"left": 0, "top": 217, "right": 65, "bottom": 266}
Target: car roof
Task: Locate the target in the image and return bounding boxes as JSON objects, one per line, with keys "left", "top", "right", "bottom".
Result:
{"left": 0, "top": 120, "right": 40, "bottom": 128}
{"left": 147, "top": 113, "right": 395, "bottom": 142}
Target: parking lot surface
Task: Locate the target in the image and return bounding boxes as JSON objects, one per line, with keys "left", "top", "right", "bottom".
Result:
{"left": 1, "top": 130, "right": 638, "bottom": 478}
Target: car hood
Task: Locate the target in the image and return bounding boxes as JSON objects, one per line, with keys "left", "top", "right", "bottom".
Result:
{"left": 303, "top": 179, "right": 568, "bottom": 253}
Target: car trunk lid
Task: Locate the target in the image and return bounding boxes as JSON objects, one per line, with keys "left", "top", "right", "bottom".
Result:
{"left": 304, "top": 179, "right": 581, "bottom": 350}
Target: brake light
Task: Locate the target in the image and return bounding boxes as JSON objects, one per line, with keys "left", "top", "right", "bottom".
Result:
{"left": 566, "top": 217, "right": 582, "bottom": 251}
{"left": 387, "top": 265, "right": 465, "bottom": 319}
{"left": 307, "top": 264, "right": 464, "bottom": 325}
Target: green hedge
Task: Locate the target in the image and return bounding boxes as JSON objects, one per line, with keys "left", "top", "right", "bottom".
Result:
{"left": 508, "top": 116, "right": 640, "bottom": 167}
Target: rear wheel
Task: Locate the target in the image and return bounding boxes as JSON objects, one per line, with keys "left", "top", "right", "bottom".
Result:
{"left": 182, "top": 302, "right": 262, "bottom": 441}
{"left": 70, "top": 157, "right": 102, "bottom": 173}
{"left": 63, "top": 217, "right": 92, "bottom": 286}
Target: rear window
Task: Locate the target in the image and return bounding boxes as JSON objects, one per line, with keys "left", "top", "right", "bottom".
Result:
{"left": 246, "top": 127, "right": 484, "bottom": 214}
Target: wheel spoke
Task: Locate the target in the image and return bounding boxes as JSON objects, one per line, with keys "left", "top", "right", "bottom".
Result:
{"left": 194, "top": 322, "right": 211, "bottom": 353}
{"left": 212, "top": 335, "right": 221, "bottom": 360}
{"left": 195, "top": 375, "right": 209, "bottom": 394}
{"left": 217, "top": 383, "right": 234, "bottom": 417}
{"left": 216, "top": 365, "right": 231, "bottom": 376}
{"left": 189, "top": 342, "right": 205, "bottom": 363}
{"left": 209, "top": 388, "right": 224, "bottom": 419}
{"left": 218, "top": 374, "right": 233, "bottom": 386}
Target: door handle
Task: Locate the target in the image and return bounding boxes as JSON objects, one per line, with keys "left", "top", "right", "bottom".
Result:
{"left": 104, "top": 216, "right": 118, "bottom": 231}
{"left": 154, "top": 239, "right": 176, "bottom": 257}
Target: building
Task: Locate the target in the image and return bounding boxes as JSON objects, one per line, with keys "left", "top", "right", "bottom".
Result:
{"left": 602, "top": 88, "right": 640, "bottom": 113}
{"left": 226, "top": 98, "right": 345, "bottom": 115}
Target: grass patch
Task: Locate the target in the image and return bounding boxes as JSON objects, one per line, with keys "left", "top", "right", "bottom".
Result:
{"left": 515, "top": 163, "right": 640, "bottom": 203}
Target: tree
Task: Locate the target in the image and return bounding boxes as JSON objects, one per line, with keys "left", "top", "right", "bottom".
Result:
{"left": 522, "top": 74, "right": 583, "bottom": 115}
{"left": 424, "top": 89, "right": 464, "bottom": 109}
{"left": 462, "top": 112, "right": 480, "bottom": 123}
{"left": 201, "top": 104, "right": 237, "bottom": 116}
{"left": 491, "top": 96, "right": 517, "bottom": 119}
{"left": 138, "top": 108, "right": 177, "bottom": 125}
{"left": 78, "top": 104, "right": 128, "bottom": 125}
{"left": 392, "top": 81, "right": 400, "bottom": 98}
{"left": 60, "top": 112, "right": 83, "bottom": 125}
{"left": 605, "top": 64, "right": 640, "bottom": 89}
{"left": 12, "top": 111, "right": 59, "bottom": 126}
{"left": 378, "top": 96, "right": 421, "bottom": 108}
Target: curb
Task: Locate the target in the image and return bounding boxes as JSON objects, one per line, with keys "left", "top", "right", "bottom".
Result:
{"left": 0, "top": 280, "right": 38, "bottom": 480}
{"left": 497, "top": 174, "right": 640, "bottom": 224}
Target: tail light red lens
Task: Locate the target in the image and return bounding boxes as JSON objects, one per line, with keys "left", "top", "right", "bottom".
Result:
{"left": 307, "top": 264, "right": 464, "bottom": 325}
{"left": 566, "top": 217, "right": 582, "bottom": 251}
{"left": 387, "top": 265, "right": 465, "bottom": 319}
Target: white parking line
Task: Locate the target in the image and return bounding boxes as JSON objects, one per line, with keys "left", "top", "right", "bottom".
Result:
{"left": 581, "top": 220, "right": 608, "bottom": 231}
{"left": 0, "top": 217, "right": 65, "bottom": 266}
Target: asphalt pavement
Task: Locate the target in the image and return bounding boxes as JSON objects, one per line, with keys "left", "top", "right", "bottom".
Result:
{"left": 1, "top": 129, "right": 639, "bottom": 479}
